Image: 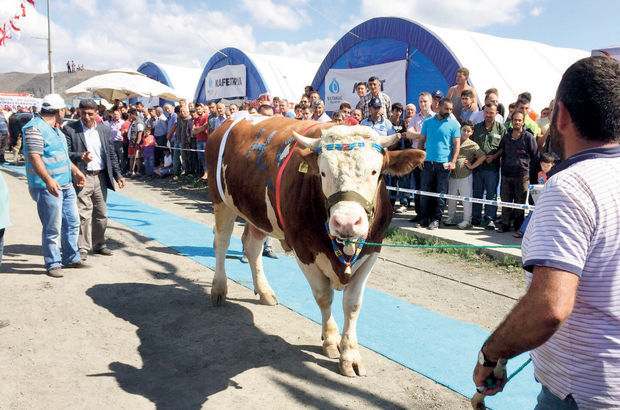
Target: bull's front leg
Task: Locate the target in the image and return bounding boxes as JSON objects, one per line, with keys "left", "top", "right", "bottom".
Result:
{"left": 339, "top": 253, "right": 378, "bottom": 377}
{"left": 298, "top": 257, "right": 341, "bottom": 359}
{"left": 243, "top": 224, "right": 278, "bottom": 305}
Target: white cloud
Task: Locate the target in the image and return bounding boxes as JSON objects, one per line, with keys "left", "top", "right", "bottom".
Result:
{"left": 258, "top": 38, "right": 335, "bottom": 65}
{"left": 530, "top": 7, "right": 543, "bottom": 16}
{"left": 241, "top": 0, "right": 306, "bottom": 30}
{"left": 359, "top": 0, "right": 526, "bottom": 30}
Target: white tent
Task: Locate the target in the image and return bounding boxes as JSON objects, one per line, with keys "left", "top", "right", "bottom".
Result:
{"left": 194, "top": 47, "right": 318, "bottom": 104}
{"left": 425, "top": 23, "right": 590, "bottom": 111}
{"left": 136, "top": 62, "right": 202, "bottom": 103}
{"left": 312, "top": 17, "right": 589, "bottom": 113}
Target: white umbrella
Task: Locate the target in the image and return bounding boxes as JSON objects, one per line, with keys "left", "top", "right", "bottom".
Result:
{"left": 65, "top": 72, "right": 184, "bottom": 103}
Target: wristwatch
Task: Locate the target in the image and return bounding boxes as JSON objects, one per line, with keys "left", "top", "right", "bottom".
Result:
{"left": 478, "top": 348, "right": 497, "bottom": 368}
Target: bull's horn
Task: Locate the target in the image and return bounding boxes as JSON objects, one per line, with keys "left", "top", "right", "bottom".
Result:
{"left": 293, "top": 131, "right": 321, "bottom": 150}
{"left": 377, "top": 133, "right": 401, "bottom": 147}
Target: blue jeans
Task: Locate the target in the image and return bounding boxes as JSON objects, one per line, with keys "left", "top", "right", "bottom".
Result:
{"left": 535, "top": 385, "right": 579, "bottom": 409}
{"left": 172, "top": 140, "right": 183, "bottom": 175}
{"left": 472, "top": 168, "right": 499, "bottom": 223}
{"left": 144, "top": 156, "right": 155, "bottom": 176}
{"left": 197, "top": 141, "right": 207, "bottom": 174}
{"left": 29, "top": 186, "right": 81, "bottom": 270}
{"left": 420, "top": 162, "right": 450, "bottom": 223}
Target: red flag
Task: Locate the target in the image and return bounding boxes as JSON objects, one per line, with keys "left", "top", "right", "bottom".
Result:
{"left": 27, "top": 0, "right": 36, "bottom": 6}
{"left": 0, "top": 24, "right": 12, "bottom": 47}
{"left": 21, "top": 3, "right": 26, "bottom": 17}
{"left": 9, "top": 20, "right": 20, "bottom": 32}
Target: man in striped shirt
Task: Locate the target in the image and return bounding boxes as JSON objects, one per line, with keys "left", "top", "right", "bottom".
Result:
{"left": 472, "top": 56, "right": 620, "bottom": 408}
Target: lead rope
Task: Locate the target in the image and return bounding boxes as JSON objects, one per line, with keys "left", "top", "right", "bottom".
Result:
{"left": 325, "top": 221, "right": 367, "bottom": 277}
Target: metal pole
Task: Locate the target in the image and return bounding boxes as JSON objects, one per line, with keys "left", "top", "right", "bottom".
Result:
{"left": 47, "top": 0, "right": 54, "bottom": 93}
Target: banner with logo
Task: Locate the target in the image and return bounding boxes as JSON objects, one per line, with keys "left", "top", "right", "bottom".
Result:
{"left": 324, "top": 60, "right": 407, "bottom": 112}
{"left": 204, "top": 64, "right": 246, "bottom": 101}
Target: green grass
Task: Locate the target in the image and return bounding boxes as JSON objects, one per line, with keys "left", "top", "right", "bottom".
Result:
{"left": 383, "top": 227, "right": 522, "bottom": 269}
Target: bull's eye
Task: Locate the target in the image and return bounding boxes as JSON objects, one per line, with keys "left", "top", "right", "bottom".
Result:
{"left": 321, "top": 171, "right": 326, "bottom": 178}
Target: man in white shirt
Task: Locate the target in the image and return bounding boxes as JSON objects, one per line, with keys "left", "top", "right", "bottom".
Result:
{"left": 310, "top": 99, "right": 331, "bottom": 122}
{"left": 64, "top": 99, "right": 125, "bottom": 259}
{"left": 472, "top": 56, "right": 620, "bottom": 409}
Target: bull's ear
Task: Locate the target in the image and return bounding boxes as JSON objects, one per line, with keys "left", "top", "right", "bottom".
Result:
{"left": 296, "top": 148, "right": 320, "bottom": 175}
{"left": 382, "top": 149, "right": 426, "bottom": 176}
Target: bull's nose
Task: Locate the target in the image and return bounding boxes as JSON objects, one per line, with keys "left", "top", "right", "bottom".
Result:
{"left": 331, "top": 214, "right": 364, "bottom": 238}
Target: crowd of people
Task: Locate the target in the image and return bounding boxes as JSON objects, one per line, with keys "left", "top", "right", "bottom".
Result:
{"left": 1, "top": 66, "right": 560, "bottom": 238}
{"left": 66, "top": 60, "right": 85, "bottom": 73}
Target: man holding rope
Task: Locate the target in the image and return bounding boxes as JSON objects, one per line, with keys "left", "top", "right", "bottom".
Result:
{"left": 472, "top": 56, "right": 620, "bottom": 408}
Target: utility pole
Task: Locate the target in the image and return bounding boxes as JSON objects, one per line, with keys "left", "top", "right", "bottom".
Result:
{"left": 47, "top": 0, "right": 54, "bottom": 93}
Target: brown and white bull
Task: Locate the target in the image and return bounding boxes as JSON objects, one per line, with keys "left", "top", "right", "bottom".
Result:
{"left": 206, "top": 114, "right": 425, "bottom": 376}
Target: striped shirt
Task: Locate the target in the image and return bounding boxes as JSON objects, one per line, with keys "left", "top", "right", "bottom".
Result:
{"left": 522, "top": 145, "right": 620, "bottom": 408}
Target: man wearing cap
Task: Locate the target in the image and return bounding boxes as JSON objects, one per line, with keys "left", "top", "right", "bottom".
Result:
{"left": 430, "top": 90, "right": 443, "bottom": 113}
{"left": 64, "top": 99, "right": 125, "bottom": 260}
{"left": 22, "top": 94, "right": 87, "bottom": 277}
{"left": 360, "top": 97, "right": 397, "bottom": 136}
{"left": 310, "top": 99, "right": 331, "bottom": 122}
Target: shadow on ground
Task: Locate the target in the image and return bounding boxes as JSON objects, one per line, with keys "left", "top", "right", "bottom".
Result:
{"left": 87, "top": 228, "right": 405, "bottom": 410}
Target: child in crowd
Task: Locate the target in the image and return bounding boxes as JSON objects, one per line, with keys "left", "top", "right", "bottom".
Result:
{"left": 154, "top": 149, "right": 173, "bottom": 177}
{"left": 445, "top": 121, "right": 487, "bottom": 229}
{"left": 513, "top": 153, "right": 555, "bottom": 238}
{"left": 459, "top": 89, "right": 476, "bottom": 123}
{"left": 141, "top": 128, "right": 156, "bottom": 177}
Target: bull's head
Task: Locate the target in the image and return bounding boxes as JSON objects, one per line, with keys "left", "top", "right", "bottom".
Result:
{"left": 293, "top": 125, "right": 425, "bottom": 241}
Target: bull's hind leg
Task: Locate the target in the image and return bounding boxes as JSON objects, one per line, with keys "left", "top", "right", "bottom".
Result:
{"left": 211, "top": 203, "right": 237, "bottom": 306}
{"left": 243, "top": 224, "right": 278, "bottom": 305}
{"left": 298, "top": 259, "right": 341, "bottom": 359}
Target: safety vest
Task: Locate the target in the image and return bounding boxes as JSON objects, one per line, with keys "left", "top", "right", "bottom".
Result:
{"left": 22, "top": 115, "right": 72, "bottom": 189}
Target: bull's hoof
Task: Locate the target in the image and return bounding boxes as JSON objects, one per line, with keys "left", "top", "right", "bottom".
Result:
{"left": 323, "top": 343, "right": 340, "bottom": 359}
{"left": 211, "top": 281, "right": 227, "bottom": 306}
{"left": 258, "top": 291, "right": 278, "bottom": 306}
{"left": 339, "top": 357, "right": 367, "bottom": 377}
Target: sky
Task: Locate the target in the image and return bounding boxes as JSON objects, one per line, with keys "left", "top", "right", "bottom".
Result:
{"left": 0, "top": 0, "right": 618, "bottom": 75}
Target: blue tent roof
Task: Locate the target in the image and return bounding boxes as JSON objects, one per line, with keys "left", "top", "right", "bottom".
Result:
{"left": 194, "top": 47, "right": 268, "bottom": 104}
{"left": 311, "top": 17, "right": 462, "bottom": 106}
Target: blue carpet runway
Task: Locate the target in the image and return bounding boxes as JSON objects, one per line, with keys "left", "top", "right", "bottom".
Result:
{"left": 4, "top": 164, "right": 539, "bottom": 409}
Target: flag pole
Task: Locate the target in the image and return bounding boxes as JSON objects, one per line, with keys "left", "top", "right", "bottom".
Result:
{"left": 47, "top": 0, "right": 54, "bottom": 93}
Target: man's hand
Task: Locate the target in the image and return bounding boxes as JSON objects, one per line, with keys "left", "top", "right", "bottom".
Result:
{"left": 46, "top": 179, "right": 61, "bottom": 197}
{"left": 473, "top": 361, "right": 507, "bottom": 396}
{"left": 81, "top": 151, "right": 93, "bottom": 163}
{"left": 464, "top": 159, "right": 473, "bottom": 169}
{"left": 447, "top": 161, "right": 456, "bottom": 170}
{"left": 73, "top": 169, "right": 86, "bottom": 188}
{"left": 117, "top": 177, "right": 126, "bottom": 189}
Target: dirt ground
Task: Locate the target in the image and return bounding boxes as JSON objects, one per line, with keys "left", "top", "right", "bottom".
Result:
{"left": 0, "top": 168, "right": 526, "bottom": 409}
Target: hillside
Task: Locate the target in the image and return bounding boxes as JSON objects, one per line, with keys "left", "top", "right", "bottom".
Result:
{"left": 0, "top": 70, "right": 109, "bottom": 101}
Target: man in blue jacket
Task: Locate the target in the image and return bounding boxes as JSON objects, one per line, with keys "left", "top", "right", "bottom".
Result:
{"left": 22, "top": 94, "right": 87, "bottom": 277}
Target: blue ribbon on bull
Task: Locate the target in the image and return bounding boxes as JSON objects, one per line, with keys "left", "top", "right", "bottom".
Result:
{"left": 325, "top": 221, "right": 367, "bottom": 277}
{"left": 316, "top": 142, "right": 384, "bottom": 154}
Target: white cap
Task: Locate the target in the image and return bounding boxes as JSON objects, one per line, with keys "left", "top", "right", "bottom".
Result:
{"left": 41, "top": 94, "right": 65, "bottom": 110}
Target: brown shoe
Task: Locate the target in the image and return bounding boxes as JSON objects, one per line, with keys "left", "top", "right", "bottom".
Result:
{"left": 64, "top": 261, "right": 89, "bottom": 269}
{"left": 47, "top": 267, "right": 64, "bottom": 278}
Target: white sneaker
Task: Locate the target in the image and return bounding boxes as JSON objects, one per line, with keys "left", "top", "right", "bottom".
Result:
{"left": 457, "top": 221, "right": 471, "bottom": 229}
{"left": 397, "top": 206, "right": 407, "bottom": 213}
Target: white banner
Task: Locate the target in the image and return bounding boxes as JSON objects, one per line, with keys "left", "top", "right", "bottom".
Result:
{"left": 324, "top": 60, "right": 407, "bottom": 112}
{"left": 0, "top": 95, "right": 43, "bottom": 111}
{"left": 204, "top": 64, "right": 246, "bottom": 101}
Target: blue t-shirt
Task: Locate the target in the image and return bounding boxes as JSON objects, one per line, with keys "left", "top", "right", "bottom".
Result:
{"left": 421, "top": 115, "right": 460, "bottom": 163}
